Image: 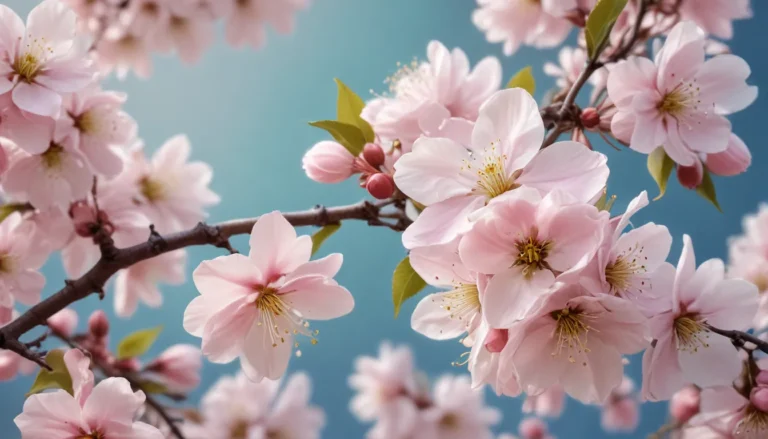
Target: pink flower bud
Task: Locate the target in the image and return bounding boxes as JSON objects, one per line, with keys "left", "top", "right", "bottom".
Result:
{"left": 676, "top": 160, "right": 703, "bottom": 190}
{"left": 706, "top": 134, "right": 751, "bottom": 177}
{"left": 752, "top": 387, "right": 768, "bottom": 413}
{"left": 756, "top": 370, "right": 768, "bottom": 386}
{"left": 519, "top": 417, "right": 548, "bottom": 439}
{"left": 145, "top": 344, "right": 202, "bottom": 392}
{"left": 669, "top": 386, "right": 700, "bottom": 424}
{"left": 580, "top": 107, "right": 600, "bottom": 129}
{"left": 302, "top": 141, "right": 355, "bottom": 183}
{"left": 47, "top": 309, "right": 78, "bottom": 337}
{"left": 362, "top": 143, "right": 386, "bottom": 168}
{"left": 366, "top": 173, "right": 395, "bottom": 200}
{"left": 484, "top": 328, "right": 509, "bottom": 353}
{"left": 88, "top": 310, "right": 109, "bottom": 339}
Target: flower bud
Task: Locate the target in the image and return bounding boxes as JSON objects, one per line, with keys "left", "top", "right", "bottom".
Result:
{"left": 676, "top": 160, "right": 703, "bottom": 190}
{"left": 366, "top": 173, "right": 395, "bottom": 200}
{"left": 88, "top": 310, "right": 109, "bottom": 339}
{"left": 580, "top": 107, "right": 600, "bottom": 129}
{"left": 47, "top": 309, "right": 78, "bottom": 337}
{"left": 484, "top": 328, "right": 509, "bottom": 353}
{"left": 70, "top": 201, "right": 98, "bottom": 237}
{"left": 757, "top": 370, "right": 768, "bottom": 386}
{"left": 302, "top": 141, "right": 355, "bottom": 183}
{"left": 669, "top": 386, "right": 700, "bottom": 424}
{"left": 145, "top": 344, "right": 202, "bottom": 392}
{"left": 751, "top": 387, "right": 768, "bottom": 413}
{"left": 519, "top": 417, "right": 548, "bottom": 439}
{"left": 362, "top": 143, "right": 386, "bottom": 168}
{"left": 706, "top": 134, "right": 751, "bottom": 177}
{"left": 113, "top": 357, "right": 141, "bottom": 373}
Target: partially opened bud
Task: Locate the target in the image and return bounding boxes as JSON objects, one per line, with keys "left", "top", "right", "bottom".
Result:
{"left": 47, "top": 309, "right": 78, "bottom": 337}
{"left": 669, "top": 386, "right": 700, "bottom": 424}
{"left": 676, "top": 160, "right": 703, "bottom": 190}
{"left": 145, "top": 344, "right": 202, "bottom": 392}
{"left": 88, "top": 310, "right": 109, "bottom": 339}
{"left": 706, "top": 134, "right": 751, "bottom": 176}
{"left": 302, "top": 141, "right": 355, "bottom": 183}
{"left": 366, "top": 173, "right": 395, "bottom": 199}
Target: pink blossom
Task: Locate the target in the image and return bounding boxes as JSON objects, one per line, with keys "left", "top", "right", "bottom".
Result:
{"left": 302, "top": 140, "right": 355, "bottom": 184}
{"left": 607, "top": 21, "right": 757, "bottom": 166}
{"left": 670, "top": 385, "right": 701, "bottom": 424}
{"left": 473, "top": 0, "right": 572, "bottom": 56}
{"left": 420, "top": 375, "right": 501, "bottom": 439}
{"left": 258, "top": 372, "right": 325, "bottom": 439}
{"left": 506, "top": 283, "right": 648, "bottom": 403}
{"left": 47, "top": 308, "right": 79, "bottom": 337}
{"left": 184, "top": 211, "right": 354, "bottom": 381}
{"left": 459, "top": 189, "right": 606, "bottom": 326}
{"left": 144, "top": 344, "right": 202, "bottom": 393}
{"left": 685, "top": 386, "right": 767, "bottom": 439}
{"left": 0, "top": 212, "right": 46, "bottom": 308}
{"left": 467, "top": 321, "right": 522, "bottom": 398}
{"left": 706, "top": 133, "right": 751, "bottom": 177}
{"left": 119, "top": 135, "right": 219, "bottom": 234}
{"left": 153, "top": 3, "right": 214, "bottom": 65}
{"left": 543, "top": 46, "right": 607, "bottom": 102}
{"left": 678, "top": 0, "right": 752, "bottom": 40}
{"left": 223, "top": 0, "right": 310, "bottom": 49}
{"left": 0, "top": 0, "right": 94, "bottom": 117}
{"left": 642, "top": 235, "right": 758, "bottom": 401}
{"left": 94, "top": 29, "right": 153, "bottom": 80}
{"left": 14, "top": 349, "right": 163, "bottom": 438}
{"left": 114, "top": 249, "right": 186, "bottom": 318}
{"left": 394, "top": 88, "right": 608, "bottom": 249}
{"left": 522, "top": 385, "right": 565, "bottom": 418}
{"left": 518, "top": 417, "right": 554, "bottom": 439}
{"left": 0, "top": 310, "right": 37, "bottom": 381}
{"left": 363, "top": 40, "right": 501, "bottom": 150}
{"left": 601, "top": 377, "right": 639, "bottom": 432}
{"left": 728, "top": 208, "right": 768, "bottom": 330}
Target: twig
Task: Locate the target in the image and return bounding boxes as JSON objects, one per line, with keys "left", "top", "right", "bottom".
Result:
{"left": 706, "top": 324, "right": 768, "bottom": 354}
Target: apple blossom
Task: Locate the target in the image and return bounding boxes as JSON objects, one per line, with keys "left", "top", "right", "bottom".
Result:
{"left": 114, "top": 249, "right": 186, "bottom": 318}
{"left": 184, "top": 211, "right": 354, "bottom": 381}
{"left": 144, "top": 344, "right": 202, "bottom": 393}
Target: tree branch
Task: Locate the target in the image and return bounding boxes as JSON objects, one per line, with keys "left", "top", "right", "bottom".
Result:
{"left": 0, "top": 199, "right": 408, "bottom": 360}
{"left": 706, "top": 324, "right": 768, "bottom": 354}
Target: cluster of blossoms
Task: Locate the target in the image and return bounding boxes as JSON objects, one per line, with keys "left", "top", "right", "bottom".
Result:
{"left": 65, "top": 0, "right": 310, "bottom": 78}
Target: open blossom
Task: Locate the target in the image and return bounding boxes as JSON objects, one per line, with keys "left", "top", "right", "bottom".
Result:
{"left": 184, "top": 211, "right": 354, "bottom": 381}
{"left": 154, "top": 3, "right": 215, "bottom": 65}
{"left": 607, "top": 21, "right": 757, "bottom": 166}
{"left": 642, "top": 235, "right": 758, "bottom": 401}
{"left": 522, "top": 385, "right": 565, "bottom": 418}
{"left": 684, "top": 385, "right": 768, "bottom": 439}
{"left": 601, "top": 377, "right": 639, "bottom": 432}
{"left": 15, "top": 349, "right": 163, "bottom": 439}
{"left": 506, "top": 283, "right": 648, "bottom": 403}
{"left": 114, "top": 249, "right": 186, "bottom": 318}
{"left": 0, "top": 0, "right": 93, "bottom": 118}
{"left": 144, "top": 344, "right": 201, "bottom": 393}
{"left": 0, "top": 310, "right": 37, "bottom": 381}
{"left": 472, "top": 0, "right": 572, "bottom": 56}
{"left": 0, "top": 213, "right": 47, "bottom": 308}
{"left": 120, "top": 135, "right": 219, "bottom": 234}
{"left": 394, "top": 88, "right": 608, "bottom": 249}
{"left": 223, "top": 0, "right": 310, "bottom": 49}
{"left": 94, "top": 29, "right": 154, "bottom": 80}
{"left": 362, "top": 40, "right": 501, "bottom": 150}
{"left": 420, "top": 375, "right": 501, "bottom": 439}
{"left": 459, "top": 189, "right": 605, "bottom": 326}
{"left": 678, "top": 0, "right": 752, "bottom": 40}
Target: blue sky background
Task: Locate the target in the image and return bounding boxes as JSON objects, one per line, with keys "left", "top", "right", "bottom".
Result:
{"left": 1, "top": 1, "right": 766, "bottom": 437}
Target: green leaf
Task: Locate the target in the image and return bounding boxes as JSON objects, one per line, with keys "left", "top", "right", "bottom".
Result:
{"left": 116, "top": 326, "right": 163, "bottom": 360}
{"left": 506, "top": 66, "right": 536, "bottom": 96}
{"left": 647, "top": 147, "right": 675, "bottom": 201}
{"left": 593, "top": 189, "right": 617, "bottom": 212}
{"left": 0, "top": 202, "right": 32, "bottom": 224}
{"left": 392, "top": 256, "right": 427, "bottom": 318}
{"left": 334, "top": 78, "right": 375, "bottom": 143}
{"left": 139, "top": 380, "right": 169, "bottom": 394}
{"left": 27, "top": 350, "right": 73, "bottom": 396}
{"left": 585, "top": 0, "right": 629, "bottom": 59}
{"left": 309, "top": 120, "right": 367, "bottom": 156}
{"left": 311, "top": 223, "right": 341, "bottom": 256}
{"left": 695, "top": 170, "right": 722, "bottom": 212}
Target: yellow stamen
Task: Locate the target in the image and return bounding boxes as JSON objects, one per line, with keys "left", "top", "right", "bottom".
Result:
{"left": 550, "top": 307, "right": 596, "bottom": 365}
{"left": 514, "top": 230, "right": 553, "bottom": 278}
{"left": 435, "top": 283, "right": 480, "bottom": 330}
{"left": 735, "top": 406, "right": 768, "bottom": 438}
{"left": 41, "top": 144, "right": 65, "bottom": 170}
{"left": 229, "top": 421, "right": 249, "bottom": 439}
{"left": 139, "top": 176, "right": 166, "bottom": 202}
{"left": 254, "top": 286, "right": 317, "bottom": 348}
{"left": 439, "top": 413, "right": 460, "bottom": 429}
{"left": 673, "top": 314, "right": 710, "bottom": 353}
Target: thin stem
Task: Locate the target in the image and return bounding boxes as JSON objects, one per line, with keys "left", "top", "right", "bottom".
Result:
{"left": 706, "top": 324, "right": 768, "bottom": 355}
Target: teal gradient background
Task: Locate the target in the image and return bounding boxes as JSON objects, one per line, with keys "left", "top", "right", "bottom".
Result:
{"left": 1, "top": 1, "right": 766, "bottom": 437}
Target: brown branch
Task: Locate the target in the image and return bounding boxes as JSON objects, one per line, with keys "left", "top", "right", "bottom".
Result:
{"left": 0, "top": 199, "right": 408, "bottom": 360}
{"left": 706, "top": 324, "right": 768, "bottom": 354}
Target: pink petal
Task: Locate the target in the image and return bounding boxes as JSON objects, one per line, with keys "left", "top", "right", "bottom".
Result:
{"left": 26, "top": 0, "right": 77, "bottom": 49}
{"left": 409, "top": 239, "right": 473, "bottom": 286}
{"left": 542, "top": 205, "right": 603, "bottom": 273}
{"left": 240, "top": 320, "right": 293, "bottom": 381}
{"left": 677, "top": 334, "right": 741, "bottom": 389}
{"left": 561, "top": 338, "right": 623, "bottom": 404}
{"left": 192, "top": 253, "right": 258, "bottom": 297}
{"left": 285, "top": 253, "right": 343, "bottom": 280}
{"left": 114, "top": 270, "right": 140, "bottom": 318}
{"left": 678, "top": 113, "right": 731, "bottom": 154}
{"left": 613, "top": 223, "right": 672, "bottom": 273}
{"left": 279, "top": 278, "right": 354, "bottom": 320}
{"left": 14, "top": 391, "right": 85, "bottom": 436}
{"left": 201, "top": 297, "right": 254, "bottom": 363}
{"left": 696, "top": 54, "right": 757, "bottom": 114}
{"left": 82, "top": 378, "right": 144, "bottom": 433}
{"left": 248, "top": 211, "right": 311, "bottom": 281}
{"left": 610, "top": 110, "right": 636, "bottom": 144}
{"left": 402, "top": 195, "right": 485, "bottom": 249}
{"left": 127, "top": 422, "right": 165, "bottom": 439}
{"left": 0, "top": 5, "right": 24, "bottom": 53}
{"left": 482, "top": 267, "right": 555, "bottom": 327}
{"left": 641, "top": 335, "right": 684, "bottom": 401}
{"left": 457, "top": 56, "right": 502, "bottom": 119}
{"left": 629, "top": 111, "right": 666, "bottom": 154}
{"left": 513, "top": 321, "right": 565, "bottom": 393}
{"left": 12, "top": 82, "right": 62, "bottom": 117}
{"left": 63, "top": 349, "right": 94, "bottom": 406}
{"left": 695, "top": 278, "right": 757, "bottom": 330}
{"left": 606, "top": 56, "right": 657, "bottom": 109}
{"left": 411, "top": 291, "right": 475, "bottom": 340}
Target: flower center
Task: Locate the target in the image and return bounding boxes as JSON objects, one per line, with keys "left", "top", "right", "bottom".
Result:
{"left": 514, "top": 231, "right": 553, "bottom": 278}
{"left": 735, "top": 406, "right": 768, "bottom": 438}
{"left": 229, "top": 421, "right": 249, "bottom": 439}
{"left": 437, "top": 283, "right": 480, "bottom": 329}
{"left": 465, "top": 144, "right": 519, "bottom": 200}
{"left": 253, "top": 286, "right": 318, "bottom": 350}
{"left": 139, "top": 176, "right": 166, "bottom": 202}
{"left": 752, "top": 274, "right": 768, "bottom": 293}
{"left": 266, "top": 430, "right": 288, "bottom": 439}
{"left": 41, "top": 143, "right": 65, "bottom": 170}
{"left": 657, "top": 81, "right": 701, "bottom": 119}
{"left": 439, "top": 412, "right": 460, "bottom": 430}
{"left": 74, "top": 109, "right": 101, "bottom": 135}
{"left": 550, "top": 307, "right": 595, "bottom": 364}
{"left": 76, "top": 430, "right": 105, "bottom": 439}
{"left": 141, "top": 1, "right": 159, "bottom": 16}
{"left": 384, "top": 58, "right": 432, "bottom": 101}
{"left": 170, "top": 16, "right": 188, "bottom": 32}
{"left": 673, "top": 314, "right": 710, "bottom": 353}
{"left": 0, "top": 253, "right": 16, "bottom": 274}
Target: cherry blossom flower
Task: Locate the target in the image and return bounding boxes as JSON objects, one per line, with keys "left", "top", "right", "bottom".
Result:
{"left": 114, "top": 249, "right": 186, "bottom": 318}
{"left": 607, "top": 21, "right": 757, "bottom": 166}
{"left": 543, "top": 46, "right": 607, "bottom": 102}
{"left": 362, "top": 40, "right": 501, "bottom": 150}
{"left": 678, "top": 0, "right": 752, "bottom": 40}
{"left": 601, "top": 377, "right": 639, "bottom": 432}
{"left": 472, "top": 0, "right": 572, "bottom": 56}
{"left": 144, "top": 344, "right": 201, "bottom": 393}
{"left": 94, "top": 29, "right": 153, "bottom": 80}
{"left": 119, "top": 135, "right": 219, "bottom": 234}
{"left": 257, "top": 372, "right": 326, "bottom": 439}
{"left": 685, "top": 385, "right": 768, "bottom": 439}
{"left": 15, "top": 349, "right": 163, "bottom": 438}
{"left": 0, "top": 212, "right": 47, "bottom": 308}
{"left": 642, "top": 235, "right": 758, "bottom": 401}
{"left": 522, "top": 385, "right": 565, "bottom": 418}
{"left": 0, "top": 0, "right": 94, "bottom": 118}
{"left": 0, "top": 309, "right": 37, "bottom": 381}
{"left": 420, "top": 375, "right": 501, "bottom": 439}
{"left": 153, "top": 2, "right": 215, "bottom": 65}
{"left": 459, "top": 189, "right": 606, "bottom": 326}
{"left": 223, "top": 0, "right": 310, "bottom": 49}
{"left": 506, "top": 283, "right": 648, "bottom": 403}
{"left": 184, "top": 211, "right": 354, "bottom": 381}
{"left": 394, "top": 88, "right": 608, "bottom": 249}
{"left": 302, "top": 140, "right": 355, "bottom": 184}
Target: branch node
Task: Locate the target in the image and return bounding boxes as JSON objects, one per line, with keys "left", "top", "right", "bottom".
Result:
{"left": 199, "top": 223, "right": 238, "bottom": 254}
{"left": 314, "top": 204, "right": 330, "bottom": 226}
{"left": 148, "top": 225, "right": 168, "bottom": 254}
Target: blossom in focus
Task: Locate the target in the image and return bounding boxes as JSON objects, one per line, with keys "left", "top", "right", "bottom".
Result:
{"left": 302, "top": 140, "right": 355, "bottom": 184}
{"left": 394, "top": 88, "right": 608, "bottom": 249}
{"left": 601, "top": 376, "right": 639, "bottom": 433}
{"left": 362, "top": 40, "right": 501, "bottom": 150}
{"left": 14, "top": 349, "right": 163, "bottom": 438}
{"left": 642, "top": 235, "right": 758, "bottom": 401}
{"left": 119, "top": 135, "right": 219, "bottom": 234}
{"left": 472, "top": 0, "right": 572, "bottom": 56}
{"left": 0, "top": 213, "right": 47, "bottom": 308}
{"left": 678, "top": 0, "right": 752, "bottom": 40}
{"left": 0, "top": 310, "right": 37, "bottom": 381}
{"left": 522, "top": 385, "right": 565, "bottom": 418}
{"left": 144, "top": 344, "right": 202, "bottom": 393}
{"left": 114, "top": 249, "right": 186, "bottom": 318}
{"left": 607, "top": 21, "right": 757, "bottom": 166}
{"left": 420, "top": 375, "right": 501, "bottom": 439}
{"left": 0, "top": 0, "right": 93, "bottom": 117}
{"left": 184, "top": 211, "right": 354, "bottom": 381}
{"left": 223, "top": 0, "right": 311, "bottom": 49}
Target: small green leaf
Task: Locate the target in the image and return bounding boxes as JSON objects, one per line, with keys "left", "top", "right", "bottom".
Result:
{"left": 695, "top": 170, "right": 722, "bottom": 212}
{"left": 594, "top": 189, "right": 617, "bottom": 212}
{"left": 311, "top": 223, "right": 341, "bottom": 256}
{"left": 585, "top": 0, "right": 629, "bottom": 59}
{"left": 392, "top": 256, "right": 427, "bottom": 318}
{"left": 0, "top": 202, "right": 32, "bottom": 224}
{"left": 309, "top": 120, "right": 367, "bottom": 156}
{"left": 139, "top": 380, "right": 169, "bottom": 394}
{"left": 116, "top": 326, "right": 163, "bottom": 360}
{"left": 647, "top": 147, "right": 675, "bottom": 201}
{"left": 506, "top": 66, "right": 536, "bottom": 96}
{"left": 334, "top": 78, "right": 375, "bottom": 143}
{"left": 27, "top": 350, "right": 73, "bottom": 396}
